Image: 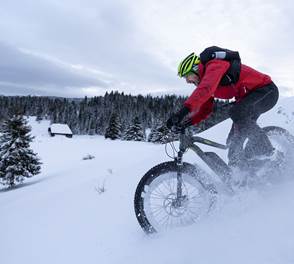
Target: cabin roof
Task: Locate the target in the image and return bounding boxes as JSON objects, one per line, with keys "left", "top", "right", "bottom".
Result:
{"left": 49, "top": 123, "right": 72, "bottom": 134}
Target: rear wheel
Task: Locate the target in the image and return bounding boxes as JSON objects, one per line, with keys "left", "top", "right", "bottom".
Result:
{"left": 134, "top": 162, "right": 216, "bottom": 234}
{"left": 263, "top": 126, "right": 294, "bottom": 163}
{"left": 264, "top": 126, "right": 294, "bottom": 169}
{"left": 263, "top": 126, "right": 294, "bottom": 146}
{"left": 244, "top": 126, "right": 294, "bottom": 159}
{"left": 245, "top": 126, "right": 294, "bottom": 183}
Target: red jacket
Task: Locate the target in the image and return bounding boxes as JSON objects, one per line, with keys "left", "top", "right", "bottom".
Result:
{"left": 184, "top": 60, "right": 272, "bottom": 125}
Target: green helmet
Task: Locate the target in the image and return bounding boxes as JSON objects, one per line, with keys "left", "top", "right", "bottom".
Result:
{"left": 178, "top": 52, "right": 201, "bottom": 77}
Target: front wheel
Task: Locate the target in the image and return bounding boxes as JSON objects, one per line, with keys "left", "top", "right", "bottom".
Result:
{"left": 134, "top": 161, "right": 216, "bottom": 234}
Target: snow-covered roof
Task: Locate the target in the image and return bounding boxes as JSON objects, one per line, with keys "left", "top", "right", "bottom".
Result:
{"left": 49, "top": 123, "right": 72, "bottom": 134}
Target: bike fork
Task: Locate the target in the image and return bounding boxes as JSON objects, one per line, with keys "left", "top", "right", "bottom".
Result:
{"left": 175, "top": 150, "right": 184, "bottom": 203}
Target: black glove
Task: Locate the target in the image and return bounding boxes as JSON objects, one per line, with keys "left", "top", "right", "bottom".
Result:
{"left": 166, "top": 106, "right": 190, "bottom": 129}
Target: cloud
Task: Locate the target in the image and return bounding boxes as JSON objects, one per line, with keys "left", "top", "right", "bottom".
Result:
{"left": 0, "top": 0, "right": 293, "bottom": 97}
{"left": 0, "top": 42, "right": 110, "bottom": 96}
{"left": 0, "top": 0, "right": 181, "bottom": 96}
{"left": 128, "top": 0, "right": 294, "bottom": 94}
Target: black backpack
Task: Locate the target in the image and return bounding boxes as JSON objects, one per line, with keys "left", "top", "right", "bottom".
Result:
{"left": 200, "top": 46, "right": 241, "bottom": 86}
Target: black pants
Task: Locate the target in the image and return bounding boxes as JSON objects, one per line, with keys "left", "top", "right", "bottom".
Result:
{"left": 226, "top": 82, "right": 279, "bottom": 164}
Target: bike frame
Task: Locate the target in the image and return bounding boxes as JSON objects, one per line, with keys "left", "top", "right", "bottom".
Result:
{"left": 173, "top": 129, "right": 232, "bottom": 201}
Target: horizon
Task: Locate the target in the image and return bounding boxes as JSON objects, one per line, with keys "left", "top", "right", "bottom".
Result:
{"left": 1, "top": 90, "right": 293, "bottom": 100}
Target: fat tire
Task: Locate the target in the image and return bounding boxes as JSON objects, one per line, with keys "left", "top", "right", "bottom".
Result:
{"left": 134, "top": 161, "right": 216, "bottom": 234}
{"left": 263, "top": 126, "right": 294, "bottom": 144}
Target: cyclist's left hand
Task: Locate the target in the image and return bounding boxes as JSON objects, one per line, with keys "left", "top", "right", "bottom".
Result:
{"left": 166, "top": 106, "right": 190, "bottom": 129}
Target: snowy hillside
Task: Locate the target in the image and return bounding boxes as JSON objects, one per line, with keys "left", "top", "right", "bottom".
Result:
{"left": 0, "top": 97, "right": 294, "bottom": 264}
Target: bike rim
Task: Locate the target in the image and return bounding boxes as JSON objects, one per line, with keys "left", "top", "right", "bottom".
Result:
{"left": 267, "top": 130, "right": 294, "bottom": 169}
{"left": 142, "top": 172, "right": 213, "bottom": 232}
{"left": 267, "top": 131, "right": 292, "bottom": 152}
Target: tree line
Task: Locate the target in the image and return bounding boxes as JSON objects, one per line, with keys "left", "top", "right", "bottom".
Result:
{"left": 0, "top": 92, "right": 230, "bottom": 142}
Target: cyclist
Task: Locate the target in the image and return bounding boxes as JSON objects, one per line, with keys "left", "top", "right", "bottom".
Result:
{"left": 167, "top": 48, "right": 279, "bottom": 167}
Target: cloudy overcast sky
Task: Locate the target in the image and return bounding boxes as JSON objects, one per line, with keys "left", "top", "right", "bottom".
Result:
{"left": 0, "top": 0, "right": 293, "bottom": 97}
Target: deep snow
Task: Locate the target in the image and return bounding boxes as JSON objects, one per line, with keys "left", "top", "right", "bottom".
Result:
{"left": 0, "top": 97, "right": 294, "bottom": 264}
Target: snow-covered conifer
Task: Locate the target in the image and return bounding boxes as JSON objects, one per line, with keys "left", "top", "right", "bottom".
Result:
{"left": 123, "top": 117, "right": 145, "bottom": 141}
{"left": 104, "top": 113, "right": 122, "bottom": 140}
{"left": 0, "top": 115, "right": 41, "bottom": 188}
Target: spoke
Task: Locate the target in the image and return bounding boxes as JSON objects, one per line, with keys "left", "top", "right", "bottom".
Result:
{"left": 151, "top": 207, "right": 166, "bottom": 218}
{"left": 157, "top": 183, "right": 170, "bottom": 198}
{"left": 186, "top": 207, "right": 203, "bottom": 219}
{"left": 160, "top": 180, "right": 175, "bottom": 196}
{"left": 150, "top": 203, "right": 165, "bottom": 211}
{"left": 186, "top": 206, "right": 203, "bottom": 213}
{"left": 165, "top": 212, "right": 174, "bottom": 229}
{"left": 157, "top": 211, "right": 171, "bottom": 227}
{"left": 165, "top": 178, "right": 176, "bottom": 194}
{"left": 177, "top": 215, "right": 183, "bottom": 227}
{"left": 185, "top": 191, "right": 199, "bottom": 199}
{"left": 186, "top": 209, "right": 201, "bottom": 222}
{"left": 151, "top": 188, "right": 167, "bottom": 199}
{"left": 180, "top": 215, "right": 189, "bottom": 226}
{"left": 187, "top": 187, "right": 201, "bottom": 197}
{"left": 149, "top": 193, "right": 167, "bottom": 200}
{"left": 143, "top": 171, "right": 212, "bottom": 231}
{"left": 189, "top": 197, "right": 205, "bottom": 204}
{"left": 176, "top": 208, "right": 198, "bottom": 226}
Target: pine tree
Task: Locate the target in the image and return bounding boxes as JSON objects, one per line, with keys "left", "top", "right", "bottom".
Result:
{"left": 104, "top": 113, "right": 122, "bottom": 140}
{"left": 124, "top": 117, "right": 145, "bottom": 141}
{"left": 0, "top": 115, "right": 41, "bottom": 188}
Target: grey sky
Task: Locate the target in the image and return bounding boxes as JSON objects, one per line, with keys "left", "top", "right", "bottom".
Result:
{"left": 0, "top": 0, "right": 293, "bottom": 97}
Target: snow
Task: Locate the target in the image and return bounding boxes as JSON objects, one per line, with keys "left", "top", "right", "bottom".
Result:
{"left": 49, "top": 123, "right": 72, "bottom": 135}
{"left": 0, "top": 97, "right": 294, "bottom": 264}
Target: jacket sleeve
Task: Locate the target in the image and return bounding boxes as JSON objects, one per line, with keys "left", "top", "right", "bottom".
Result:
{"left": 190, "top": 98, "right": 214, "bottom": 125}
{"left": 184, "top": 60, "right": 230, "bottom": 112}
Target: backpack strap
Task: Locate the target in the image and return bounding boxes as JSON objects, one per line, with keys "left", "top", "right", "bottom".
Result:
{"left": 200, "top": 46, "right": 241, "bottom": 85}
